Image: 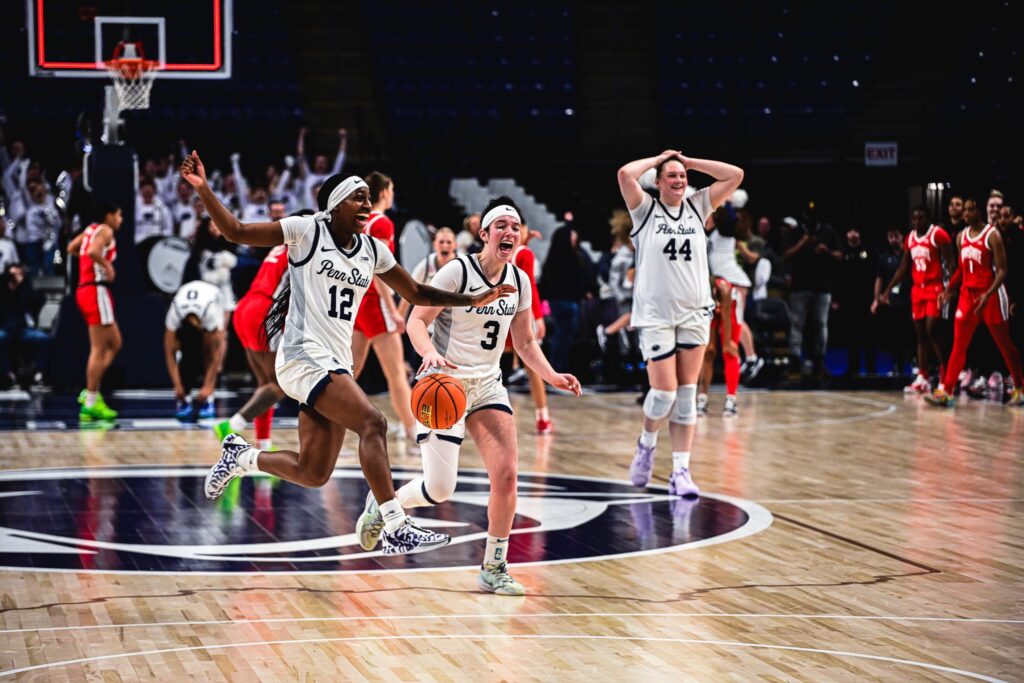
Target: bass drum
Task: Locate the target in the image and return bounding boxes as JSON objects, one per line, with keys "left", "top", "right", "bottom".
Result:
{"left": 137, "top": 235, "right": 191, "bottom": 294}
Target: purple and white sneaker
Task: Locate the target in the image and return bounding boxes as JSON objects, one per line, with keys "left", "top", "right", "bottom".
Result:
{"left": 668, "top": 467, "right": 700, "bottom": 498}
{"left": 629, "top": 439, "right": 655, "bottom": 487}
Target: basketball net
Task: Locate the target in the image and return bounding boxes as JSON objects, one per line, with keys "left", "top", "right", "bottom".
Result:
{"left": 104, "top": 42, "right": 159, "bottom": 112}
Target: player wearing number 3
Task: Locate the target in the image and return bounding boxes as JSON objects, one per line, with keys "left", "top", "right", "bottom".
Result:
{"left": 617, "top": 151, "right": 743, "bottom": 496}
{"left": 181, "top": 152, "right": 516, "bottom": 556}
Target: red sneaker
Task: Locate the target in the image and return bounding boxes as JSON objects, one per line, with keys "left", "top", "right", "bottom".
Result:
{"left": 536, "top": 418, "right": 553, "bottom": 435}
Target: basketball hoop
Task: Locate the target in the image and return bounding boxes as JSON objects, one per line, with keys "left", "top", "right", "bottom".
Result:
{"left": 104, "top": 41, "right": 159, "bottom": 112}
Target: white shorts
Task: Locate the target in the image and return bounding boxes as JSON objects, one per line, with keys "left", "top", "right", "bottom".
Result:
{"left": 637, "top": 308, "right": 713, "bottom": 361}
{"left": 416, "top": 371, "right": 512, "bottom": 443}
{"left": 275, "top": 345, "right": 351, "bottom": 407}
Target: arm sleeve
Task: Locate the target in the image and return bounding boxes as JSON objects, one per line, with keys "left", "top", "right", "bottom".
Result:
{"left": 371, "top": 236, "right": 397, "bottom": 273}
{"left": 279, "top": 216, "right": 308, "bottom": 247}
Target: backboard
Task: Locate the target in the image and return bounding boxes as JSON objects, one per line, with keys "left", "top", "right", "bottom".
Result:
{"left": 26, "top": 0, "right": 232, "bottom": 79}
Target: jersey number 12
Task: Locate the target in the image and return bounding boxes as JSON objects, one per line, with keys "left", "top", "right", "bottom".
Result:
{"left": 327, "top": 285, "right": 354, "bottom": 321}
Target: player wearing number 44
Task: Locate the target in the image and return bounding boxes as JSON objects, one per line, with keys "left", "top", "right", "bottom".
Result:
{"left": 356, "top": 197, "right": 583, "bottom": 596}
{"left": 617, "top": 150, "right": 744, "bottom": 498}
{"left": 180, "top": 152, "right": 516, "bottom": 556}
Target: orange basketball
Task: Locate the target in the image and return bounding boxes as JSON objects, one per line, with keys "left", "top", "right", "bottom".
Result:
{"left": 411, "top": 373, "right": 467, "bottom": 430}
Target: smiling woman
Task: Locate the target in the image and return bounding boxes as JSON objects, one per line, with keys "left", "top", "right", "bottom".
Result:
{"left": 179, "top": 152, "right": 517, "bottom": 557}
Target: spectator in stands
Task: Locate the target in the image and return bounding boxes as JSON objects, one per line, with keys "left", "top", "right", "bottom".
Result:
{"left": 0, "top": 220, "right": 18, "bottom": 273}
{"left": 997, "top": 203, "right": 1024, "bottom": 347}
{"left": 297, "top": 127, "right": 347, "bottom": 209}
{"left": 0, "top": 263, "right": 49, "bottom": 388}
{"left": 947, "top": 195, "right": 966, "bottom": 234}
{"left": 171, "top": 180, "right": 196, "bottom": 239}
{"left": 19, "top": 180, "right": 59, "bottom": 275}
{"left": 457, "top": 213, "right": 483, "bottom": 255}
{"left": 987, "top": 190, "right": 1004, "bottom": 226}
{"left": 783, "top": 206, "right": 842, "bottom": 376}
{"left": 540, "top": 222, "right": 596, "bottom": 372}
{"left": 595, "top": 209, "right": 635, "bottom": 351}
{"left": 872, "top": 226, "right": 913, "bottom": 375}
{"left": 836, "top": 227, "right": 876, "bottom": 376}
{"left": 134, "top": 177, "right": 174, "bottom": 243}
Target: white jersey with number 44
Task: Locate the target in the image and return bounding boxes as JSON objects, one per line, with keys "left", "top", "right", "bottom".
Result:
{"left": 628, "top": 188, "right": 714, "bottom": 327}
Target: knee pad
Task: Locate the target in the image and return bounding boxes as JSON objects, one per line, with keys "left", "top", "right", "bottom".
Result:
{"left": 643, "top": 388, "right": 677, "bottom": 421}
{"left": 670, "top": 384, "right": 697, "bottom": 425}
{"left": 419, "top": 433, "right": 462, "bottom": 504}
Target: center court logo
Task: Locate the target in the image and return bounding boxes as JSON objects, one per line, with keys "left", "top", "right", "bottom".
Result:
{"left": 0, "top": 467, "right": 771, "bottom": 575}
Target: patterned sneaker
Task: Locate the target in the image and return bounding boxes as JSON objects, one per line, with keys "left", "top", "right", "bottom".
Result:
{"left": 80, "top": 394, "right": 117, "bottom": 422}
{"left": 1007, "top": 388, "right": 1024, "bottom": 407}
{"left": 696, "top": 394, "right": 708, "bottom": 417}
{"left": 381, "top": 518, "right": 451, "bottom": 555}
{"left": 478, "top": 561, "right": 526, "bottom": 596}
{"left": 536, "top": 417, "right": 553, "bottom": 435}
{"left": 668, "top": 467, "right": 700, "bottom": 498}
{"left": 903, "top": 375, "right": 930, "bottom": 394}
{"left": 629, "top": 439, "right": 655, "bottom": 487}
{"left": 213, "top": 420, "right": 234, "bottom": 442}
{"left": 924, "top": 389, "right": 955, "bottom": 408}
{"left": 204, "top": 434, "right": 253, "bottom": 500}
{"left": 722, "top": 395, "right": 738, "bottom": 418}
{"left": 355, "top": 491, "right": 385, "bottom": 551}
{"left": 198, "top": 401, "right": 216, "bottom": 420}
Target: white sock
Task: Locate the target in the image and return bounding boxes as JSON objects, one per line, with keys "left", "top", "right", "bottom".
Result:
{"left": 697, "top": 393, "right": 708, "bottom": 403}
{"left": 639, "top": 429, "right": 658, "bottom": 448}
{"left": 536, "top": 407, "right": 549, "bottom": 421}
{"left": 257, "top": 439, "right": 272, "bottom": 451}
{"left": 237, "top": 448, "right": 261, "bottom": 473}
{"left": 672, "top": 451, "right": 691, "bottom": 471}
{"left": 484, "top": 534, "right": 509, "bottom": 566}
{"left": 379, "top": 498, "right": 406, "bottom": 533}
{"left": 746, "top": 354, "right": 759, "bottom": 363}
{"left": 85, "top": 391, "right": 98, "bottom": 408}
{"left": 229, "top": 413, "right": 246, "bottom": 432}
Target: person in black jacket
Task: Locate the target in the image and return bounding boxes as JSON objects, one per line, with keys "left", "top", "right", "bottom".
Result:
{"left": 539, "top": 221, "right": 597, "bottom": 372}
{"left": 0, "top": 263, "right": 49, "bottom": 388}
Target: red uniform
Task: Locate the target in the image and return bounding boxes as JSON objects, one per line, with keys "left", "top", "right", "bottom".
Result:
{"left": 941, "top": 224, "right": 1021, "bottom": 391}
{"left": 906, "top": 224, "right": 951, "bottom": 320}
{"left": 233, "top": 245, "right": 289, "bottom": 351}
{"left": 354, "top": 211, "right": 399, "bottom": 339}
{"left": 710, "top": 277, "right": 741, "bottom": 395}
{"left": 75, "top": 223, "right": 117, "bottom": 326}
{"left": 504, "top": 245, "right": 543, "bottom": 353}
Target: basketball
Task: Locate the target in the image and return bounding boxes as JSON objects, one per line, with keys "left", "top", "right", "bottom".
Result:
{"left": 411, "top": 373, "right": 467, "bottom": 430}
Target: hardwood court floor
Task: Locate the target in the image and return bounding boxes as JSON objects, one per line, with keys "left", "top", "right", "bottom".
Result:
{"left": 0, "top": 391, "right": 1021, "bottom": 681}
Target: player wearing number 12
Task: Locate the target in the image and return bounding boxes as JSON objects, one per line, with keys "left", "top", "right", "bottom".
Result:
{"left": 617, "top": 151, "right": 744, "bottom": 497}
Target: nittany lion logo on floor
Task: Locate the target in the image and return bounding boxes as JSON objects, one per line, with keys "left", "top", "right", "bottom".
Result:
{"left": 0, "top": 467, "right": 771, "bottom": 574}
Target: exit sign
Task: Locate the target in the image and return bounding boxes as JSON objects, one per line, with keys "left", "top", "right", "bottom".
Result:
{"left": 865, "top": 142, "right": 898, "bottom": 166}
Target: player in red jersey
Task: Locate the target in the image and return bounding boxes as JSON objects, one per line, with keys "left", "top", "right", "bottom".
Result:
{"left": 350, "top": 171, "right": 417, "bottom": 440}
{"left": 67, "top": 204, "right": 123, "bottom": 422}
{"left": 927, "top": 198, "right": 1023, "bottom": 407}
{"left": 697, "top": 276, "right": 740, "bottom": 417}
{"left": 879, "top": 206, "right": 955, "bottom": 394}
{"left": 214, "top": 208, "right": 292, "bottom": 449}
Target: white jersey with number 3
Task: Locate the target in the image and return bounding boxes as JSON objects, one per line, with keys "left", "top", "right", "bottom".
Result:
{"left": 628, "top": 188, "right": 714, "bottom": 327}
{"left": 426, "top": 254, "right": 531, "bottom": 379}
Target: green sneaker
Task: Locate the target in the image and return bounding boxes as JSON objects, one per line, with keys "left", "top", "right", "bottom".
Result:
{"left": 213, "top": 420, "right": 234, "bottom": 441}
{"left": 477, "top": 562, "right": 526, "bottom": 596}
{"left": 77, "top": 389, "right": 87, "bottom": 404}
{"left": 80, "top": 394, "right": 117, "bottom": 422}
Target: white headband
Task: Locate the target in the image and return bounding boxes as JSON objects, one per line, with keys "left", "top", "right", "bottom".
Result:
{"left": 482, "top": 205, "right": 521, "bottom": 229}
{"left": 315, "top": 176, "right": 368, "bottom": 222}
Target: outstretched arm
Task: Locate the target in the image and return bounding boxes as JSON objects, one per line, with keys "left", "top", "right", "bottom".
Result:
{"left": 181, "top": 151, "right": 283, "bottom": 247}
{"left": 684, "top": 156, "right": 745, "bottom": 209}
{"left": 510, "top": 309, "right": 581, "bottom": 395}
{"left": 378, "top": 264, "right": 516, "bottom": 308}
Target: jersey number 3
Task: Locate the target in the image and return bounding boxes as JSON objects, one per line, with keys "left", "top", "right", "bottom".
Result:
{"left": 663, "top": 238, "right": 692, "bottom": 262}
{"left": 327, "top": 285, "right": 354, "bottom": 321}
{"left": 481, "top": 320, "right": 500, "bottom": 350}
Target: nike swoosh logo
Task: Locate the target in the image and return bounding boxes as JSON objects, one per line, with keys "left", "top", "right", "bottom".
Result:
{"left": 469, "top": 285, "right": 483, "bottom": 292}
{"left": 320, "top": 246, "right": 336, "bottom": 252}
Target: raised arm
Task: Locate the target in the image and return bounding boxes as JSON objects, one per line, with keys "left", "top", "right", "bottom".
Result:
{"left": 181, "top": 151, "right": 283, "bottom": 247}
{"left": 331, "top": 129, "right": 347, "bottom": 174}
{"left": 231, "top": 153, "right": 249, "bottom": 210}
{"left": 684, "top": 157, "right": 745, "bottom": 210}
{"left": 617, "top": 150, "right": 679, "bottom": 211}
{"left": 378, "top": 263, "right": 516, "bottom": 308}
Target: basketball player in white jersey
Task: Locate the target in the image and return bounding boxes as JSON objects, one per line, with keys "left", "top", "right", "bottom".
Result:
{"left": 182, "top": 152, "right": 515, "bottom": 555}
{"left": 618, "top": 150, "right": 744, "bottom": 497}
{"left": 356, "top": 198, "right": 581, "bottom": 594}
{"left": 163, "top": 280, "right": 228, "bottom": 420}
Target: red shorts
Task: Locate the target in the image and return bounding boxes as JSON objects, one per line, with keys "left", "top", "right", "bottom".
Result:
{"left": 956, "top": 286, "right": 1010, "bottom": 327}
{"left": 76, "top": 285, "right": 115, "bottom": 326}
{"left": 911, "top": 282, "right": 944, "bottom": 320}
{"left": 354, "top": 294, "right": 398, "bottom": 339}
{"left": 233, "top": 293, "right": 274, "bottom": 351}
